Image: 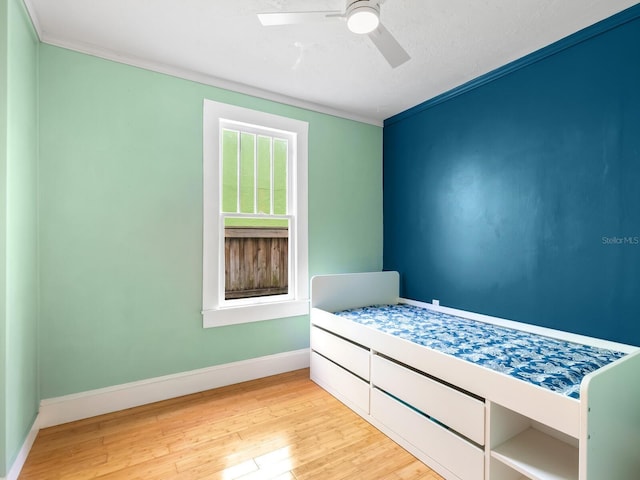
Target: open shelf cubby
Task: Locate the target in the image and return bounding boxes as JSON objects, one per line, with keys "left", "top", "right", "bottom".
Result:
{"left": 489, "top": 402, "right": 578, "bottom": 480}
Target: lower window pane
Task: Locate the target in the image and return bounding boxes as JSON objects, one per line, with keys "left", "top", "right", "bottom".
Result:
{"left": 224, "top": 218, "right": 289, "bottom": 300}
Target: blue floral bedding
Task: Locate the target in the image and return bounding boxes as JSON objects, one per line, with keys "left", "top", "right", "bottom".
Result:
{"left": 334, "top": 304, "right": 626, "bottom": 399}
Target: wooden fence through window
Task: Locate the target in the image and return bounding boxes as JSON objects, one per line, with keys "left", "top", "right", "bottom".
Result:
{"left": 224, "top": 227, "right": 288, "bottom": 300}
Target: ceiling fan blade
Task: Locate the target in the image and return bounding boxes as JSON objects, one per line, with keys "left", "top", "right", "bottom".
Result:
{"left": 368, "top": 23, "right": 410, "bottom": 68}
{"left": 258, "top": 11, "right": 343, "bottom": 26}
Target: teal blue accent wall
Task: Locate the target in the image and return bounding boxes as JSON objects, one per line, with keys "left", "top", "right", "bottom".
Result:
{"left": 38, "top": 44, "right": 383, "bottom": 398}
{"left": 383, "top": 6, "right": 640, "bottom": 345}
{"left": 1, "top": 0, "right": 40, "bottom": 474}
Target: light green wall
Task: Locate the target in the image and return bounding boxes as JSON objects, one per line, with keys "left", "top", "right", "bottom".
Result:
{"left": 38, "top": 44, "right": 383, "bottom": 398}
{"left": 2, "top": 0, "right": 40, "bottom": 474}
{"left": 0, "top": 0, "right": 9, "bottom": 473}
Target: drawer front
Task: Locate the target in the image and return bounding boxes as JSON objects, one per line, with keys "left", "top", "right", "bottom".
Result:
{"left": 310, "top": 351, "right": 369, "bottom": 414}
{"left": 311, "top": 326, "right": 370, "bottom": 380}
{"left": 371, "top": 354, "right": 485, "bottom": 445}
{"left": 371, "top": 388, "right": 484, "bottom": 480}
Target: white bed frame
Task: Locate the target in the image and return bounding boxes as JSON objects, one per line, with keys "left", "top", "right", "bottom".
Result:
{"left": 310, "top": 272, "right": 640, "bottom": 480}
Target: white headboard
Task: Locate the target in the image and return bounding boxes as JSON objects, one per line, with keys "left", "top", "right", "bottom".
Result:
{"left": 311, "top": 271, "right": 400, "bottom": 312}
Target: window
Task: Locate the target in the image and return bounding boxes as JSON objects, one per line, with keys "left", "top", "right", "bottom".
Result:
{"left": 202, "top": 100, "right": 309, "bottom": 327}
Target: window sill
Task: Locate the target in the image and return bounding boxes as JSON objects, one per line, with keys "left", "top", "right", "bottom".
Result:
{"left": 202, "top": 299, "right": 309, "bottom": 328}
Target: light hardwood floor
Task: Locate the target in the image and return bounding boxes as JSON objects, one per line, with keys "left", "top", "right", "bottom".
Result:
{"left": 20, "top": 369, "right": 444, "bottom": 480}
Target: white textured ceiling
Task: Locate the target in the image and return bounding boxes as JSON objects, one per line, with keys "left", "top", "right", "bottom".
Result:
{"left": 25, "top": 0, "right": 639, "bottom": 125}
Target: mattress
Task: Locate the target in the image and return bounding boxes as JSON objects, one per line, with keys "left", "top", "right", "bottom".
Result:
{"left": 334, "top": 304, "right": 625, "bottom": 399}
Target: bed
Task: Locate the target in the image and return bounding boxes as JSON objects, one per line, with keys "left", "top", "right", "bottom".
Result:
{"left": 309, "top": 271, "right": 640, "bottom": 480}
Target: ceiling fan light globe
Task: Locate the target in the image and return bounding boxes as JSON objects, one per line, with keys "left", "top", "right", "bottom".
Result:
{"left": 347, "top": 7, "right": 379, "bottom": 34}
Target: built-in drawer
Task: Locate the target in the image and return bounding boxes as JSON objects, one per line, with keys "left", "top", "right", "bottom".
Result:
{"left": 371, "top": 388, "right": 484, "bottom": 480}
{"left": 371, "top": 354, "right": 485, "bottom": 445}
{"left": 311, "top": 325, "right": 370, "bottom": 380}
{"left": 310, "top": 351, "right": 369, "bottom": 414}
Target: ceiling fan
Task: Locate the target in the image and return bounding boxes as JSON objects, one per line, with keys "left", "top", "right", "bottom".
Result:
{"left": 257, "top": 0, "right": 410, "bottom": 68}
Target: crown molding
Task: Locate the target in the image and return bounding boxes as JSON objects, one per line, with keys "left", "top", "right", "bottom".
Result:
{"left": 22, "top": 0, "right": 381, "bottom": 127}
{"left": 384, "top": 3, "right": 640, "bottom": 126}
{"left": 21, "top": 0, "right": 42, "bottom": 41}
{"left": 43, "top": 32, "right": 382, "bottom": 126}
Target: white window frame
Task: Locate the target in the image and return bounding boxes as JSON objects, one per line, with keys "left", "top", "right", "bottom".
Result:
{"left": 202, "top": 99, "right": 309, "bottom": 327}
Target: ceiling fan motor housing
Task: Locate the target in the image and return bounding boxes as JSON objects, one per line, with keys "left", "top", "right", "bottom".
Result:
{"left": 346, "top": 0, "right": 381, "bottom": 34}
{"left": 346, "top": 0, "right": 380, "bottom": 11}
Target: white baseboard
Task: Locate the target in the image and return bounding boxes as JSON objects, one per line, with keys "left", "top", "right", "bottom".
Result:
{"left": 39, "top": 348, "right": 310, "bottom": 428}
{"left": 4, "top": 415, "right": 40, "bottom": 480}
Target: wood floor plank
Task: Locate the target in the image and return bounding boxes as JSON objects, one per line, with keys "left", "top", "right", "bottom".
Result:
{"left": 19, "top": 369, "right": 444, "bottom": 480}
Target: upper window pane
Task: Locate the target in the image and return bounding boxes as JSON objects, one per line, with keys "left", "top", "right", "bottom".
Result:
{"left": 257, "top": 135, "right": 272, "bottom": 215}
{"left": 221, "top": 128, "right": 288, "bottom": 220}
{"left": 222, "top": 129, "right": 238, "bottom": 213}
{"left": 239, "top": 132, "right": 255, "bottom": 214}
{"left": 273, "top": 138, "right": 288, "bottom": 215}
